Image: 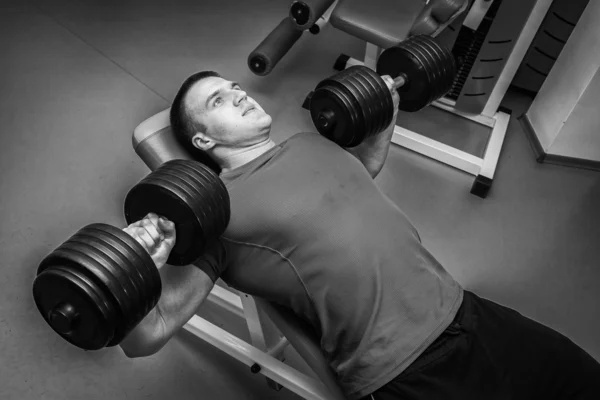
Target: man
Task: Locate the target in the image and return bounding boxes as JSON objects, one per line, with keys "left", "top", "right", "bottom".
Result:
{"left": 120, "top": 71, "right": 600, "bottom": 400}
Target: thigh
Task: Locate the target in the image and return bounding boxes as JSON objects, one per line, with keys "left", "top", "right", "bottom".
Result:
{"left": 469, "top": 293, "right": 600, "bottom": 400}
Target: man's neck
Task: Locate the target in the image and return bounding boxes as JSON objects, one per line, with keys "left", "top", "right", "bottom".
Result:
{"left": 219, "top": 139, "right": 277, "bottom": 173}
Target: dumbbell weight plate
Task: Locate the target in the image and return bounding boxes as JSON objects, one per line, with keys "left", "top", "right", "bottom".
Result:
{"left": 321, "top": 78, "right": 366, "bottom": 147}
{"left": 338, "top": 68, "right": 379, "bottom": 145}
{"left": 404, "top": 37, "right": 439, "bottom": 107}
{"left": 173, "top": 160, "right": 231, "bottom": 237}
{"left": 330, "top": 68, "right": 374, "bottom": 143}
{"left": 412, "top": 36, "right": 445, "bottom": 102}
{"left": 377, "top": 41, "right": 433, "bottom": 112}
{"left": 314, "top": 71, "right": 364, "bottom": 142}
{"left": 52, "top": 243, "right": 133, "bottom": 328}
{"left": 82, "top": 224, "right": 160, "bottom": 317}
{"left": 310, "top": 83, "right": 361, "bottom": 147}
{"left": 149, "top": 169, "right": 215, "bottom": 249}
{"left": 33, "top": 258, "right": 118, "bottom": 350}
{"left": 357, "top": 66, "right": 395, "bottom": 140}
{"left": 68, "top": 232, "right": 148, "bottom": 321}
{"left": 85, "top": 224, "right": 161, "bottom": 305}
{"left": 131, "top": 174, "right": 206, "bottom": 266}
{"left": 125, "top": 173, "right": 204, "bottom": 266}
{"left": 410, "top": 35, "right": 448, "bottom": 104}
{"left": 156, "top": 165, "right": 223, "bottom": 243}
{"left": 418, "top": 35, "right": 456, "bottom": 100}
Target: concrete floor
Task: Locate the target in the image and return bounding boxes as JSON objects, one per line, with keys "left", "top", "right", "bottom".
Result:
{"left": 1, "top": 0, "right": 598, "bottom": 399}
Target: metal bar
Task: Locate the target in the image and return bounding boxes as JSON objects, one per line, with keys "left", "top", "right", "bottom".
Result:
{"left": 344, "top": 57, "right": 365, "bottom": 68}
{"left": 481, "top": 0, "right": 553, "bottom": 117}
{"left": 206, "top": 284, "right": 244, "bottom": 319}
{"left": 478, "top": 110, "right": 510, "bottom": 179}
{"left": 267, "top": 337, "right": 290, "bottom": 358}
{"left": 433, "top": 98, "right": 496, "bottom": 128}
{"left": 310, "top": 0, "right": 339, "bottom": 34}
{"left": 391, "top": 125, "right": 483, "bottom": 176}
{"left": 183, "top": 316, "right": 335, "bottom": 400}
{"left": 364, "top": 43, "right": 380, "bottom": 70}
{"left": 241, "top": 293, "right": 269, "bottom": 351}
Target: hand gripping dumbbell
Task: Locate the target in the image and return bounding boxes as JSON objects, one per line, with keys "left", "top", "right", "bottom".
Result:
{"left": 306, "top": 35, "right": 457, "bottom": 148}
{"left": 31, "top": 159, "right": 230, "bottom": 351}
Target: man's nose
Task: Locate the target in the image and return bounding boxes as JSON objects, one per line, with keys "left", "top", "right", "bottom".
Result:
{"left": 234, "top": 90, "right": 248, "bottom": 105}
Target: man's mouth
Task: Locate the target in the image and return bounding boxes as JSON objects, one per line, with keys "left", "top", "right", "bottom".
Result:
{"left": 243, "top": 106, "right": 255, "bottom": 116}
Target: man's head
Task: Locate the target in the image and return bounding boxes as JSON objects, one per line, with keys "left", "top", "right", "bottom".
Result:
{"left": 170, "top": 71, "right": 273, "bottom": 171}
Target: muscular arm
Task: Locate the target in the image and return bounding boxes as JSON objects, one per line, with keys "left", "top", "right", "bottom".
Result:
{"left": 119, "top": 264, "right": 216, "bottom": 358}
{"left": 345, "top": 117, "right": 397, "bottom": 179}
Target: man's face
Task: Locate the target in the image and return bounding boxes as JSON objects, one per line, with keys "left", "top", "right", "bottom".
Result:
{"left": 186, "top": 76, "right": 272, "bottom": 150}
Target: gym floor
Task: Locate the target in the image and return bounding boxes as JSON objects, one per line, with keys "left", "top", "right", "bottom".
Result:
{"left": 1, "top": 0, "right": 599, "bottom": 399}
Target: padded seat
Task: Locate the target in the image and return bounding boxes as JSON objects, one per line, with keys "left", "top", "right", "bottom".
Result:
{"left": 330, "top": 0, "right": 428, "bottom": 48}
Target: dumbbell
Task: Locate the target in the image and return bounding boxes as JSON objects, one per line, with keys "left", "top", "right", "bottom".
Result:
{"left": 31, "top": 159, "right": 230, "bottom": 351}
{"left": 307, "top": 35, "right": 457, "bottom": 148}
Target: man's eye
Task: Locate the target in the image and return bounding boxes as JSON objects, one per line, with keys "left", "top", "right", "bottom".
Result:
{"left": 215, "top": 98, "right": 222, "bottom": 106}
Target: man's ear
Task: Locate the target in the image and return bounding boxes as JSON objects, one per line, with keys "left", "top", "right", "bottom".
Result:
{"left": 191, "top": 132, "right": 216, "bottom": 151}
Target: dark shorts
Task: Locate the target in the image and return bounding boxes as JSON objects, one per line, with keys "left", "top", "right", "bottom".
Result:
{"left": 363, "top": 290, "right": 600, "bottom": 400}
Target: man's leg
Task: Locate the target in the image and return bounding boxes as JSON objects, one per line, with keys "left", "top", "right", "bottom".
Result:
{"left": 367, "top": 290, "right": 600, "bottom": 400}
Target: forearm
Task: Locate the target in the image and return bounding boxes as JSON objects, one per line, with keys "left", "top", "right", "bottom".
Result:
{"left": 119, "top": 304, "right": 167, "bottom": 358}
{"left": 118, "top": 263, "right": 217, "bottom": 358}
{"left": 348, "top": 116, "right": 397, "bottom": 179}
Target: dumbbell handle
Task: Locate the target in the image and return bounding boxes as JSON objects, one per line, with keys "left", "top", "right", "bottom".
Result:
{"left": 391, "top": 74, "right": 407, "bottom": 90}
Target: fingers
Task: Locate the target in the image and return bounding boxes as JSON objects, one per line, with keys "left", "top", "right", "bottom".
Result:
{"left": 381, "top": 75, "right": 395, "bottom": 92}
{"left": 157, "top": 217, "right": 176, "bottom": 241}
{"left": 124, "top": 213, "right": 174, "bottom": 253}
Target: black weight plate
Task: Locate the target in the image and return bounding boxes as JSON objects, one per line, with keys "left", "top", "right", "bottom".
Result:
{"left": 314, "top": 72, "right": 363, "bottom": 146}
{"left": 69, "top": 232, "right": 148, "bottom": 320}
{"left": 324, "top": 78, "right": 365, "bottom": 147}
{"left": 340, "top": 67, "right": 376, "bottom": 144}
{"left": 377, "top": 45, "right": 431, "bottom": 112}
{"left": 356, "top": 67, "right": 391, "bottom": 140}
{"left": 84, "top": 224, "right": 161, "bottom": 310}
{"left": 33, "top": 265, "right": 116, "bottom": 350}
{"left": 419, "top": 37, "right": 446, "bottom": 103}
{"left": 410, "top": 36, "right": 441, "bottom": 104}
{"left": 402, "top": 38, "right": 436, "bottom": 108}
{"left": 337, "top": 71, "right": 370, "bottom": 147}
{"left": 55, "top": 242, "right": 133, "bottom": 323}
{"left": 152, "top": 169, "right": 212, "bottom": 225}
{"left": 412, "top": 35, "right": 449, "bottom": 103}
{"left": 176, "top": 169, "right": 226, "bottom": 241}
{"left": 125, "top": 173, "right": 205, "bottom": 265}
{"left": 328, "top": 66, "right": 369, "bottom": 141}
{"left": 151, "top": 169, "right": 214, "bottom": 247}
{"left": 140, "top": 174, "right": 208, "bottom": 259}
{"left": 157, "top": 165, "right": 221, "bottom": 243}
{"left": 310, "top": 85, "right": 355, "bottom": 147}
{"left": 177, "top": 159, "right": 230, "bottom": 213}
{"left": 125, "top": 177, "right": 205, "bottom": 266}
{"left": 358, "top": 67, "right": 393, "bottom": 140}
{"left": 175, "top": 161, "right": 231, "bottom": 236}
{"left": 430, "top": 36, "right": 457, "bottom": 94}
{"left": 324, "top": 83, "right": 362, "bottom": 147}
{"left": 361, "top": 66, "right": 392, "bottom": 139}
{"left": 420, "top": 36, "right": 456, "bottom": 100}
{"left": 79, "top": 226, "right": 155, "bottom": 316}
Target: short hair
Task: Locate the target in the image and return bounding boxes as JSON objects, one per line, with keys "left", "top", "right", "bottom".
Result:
{"left": 170, "top": 71, "right": 222, "bottom": 173}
